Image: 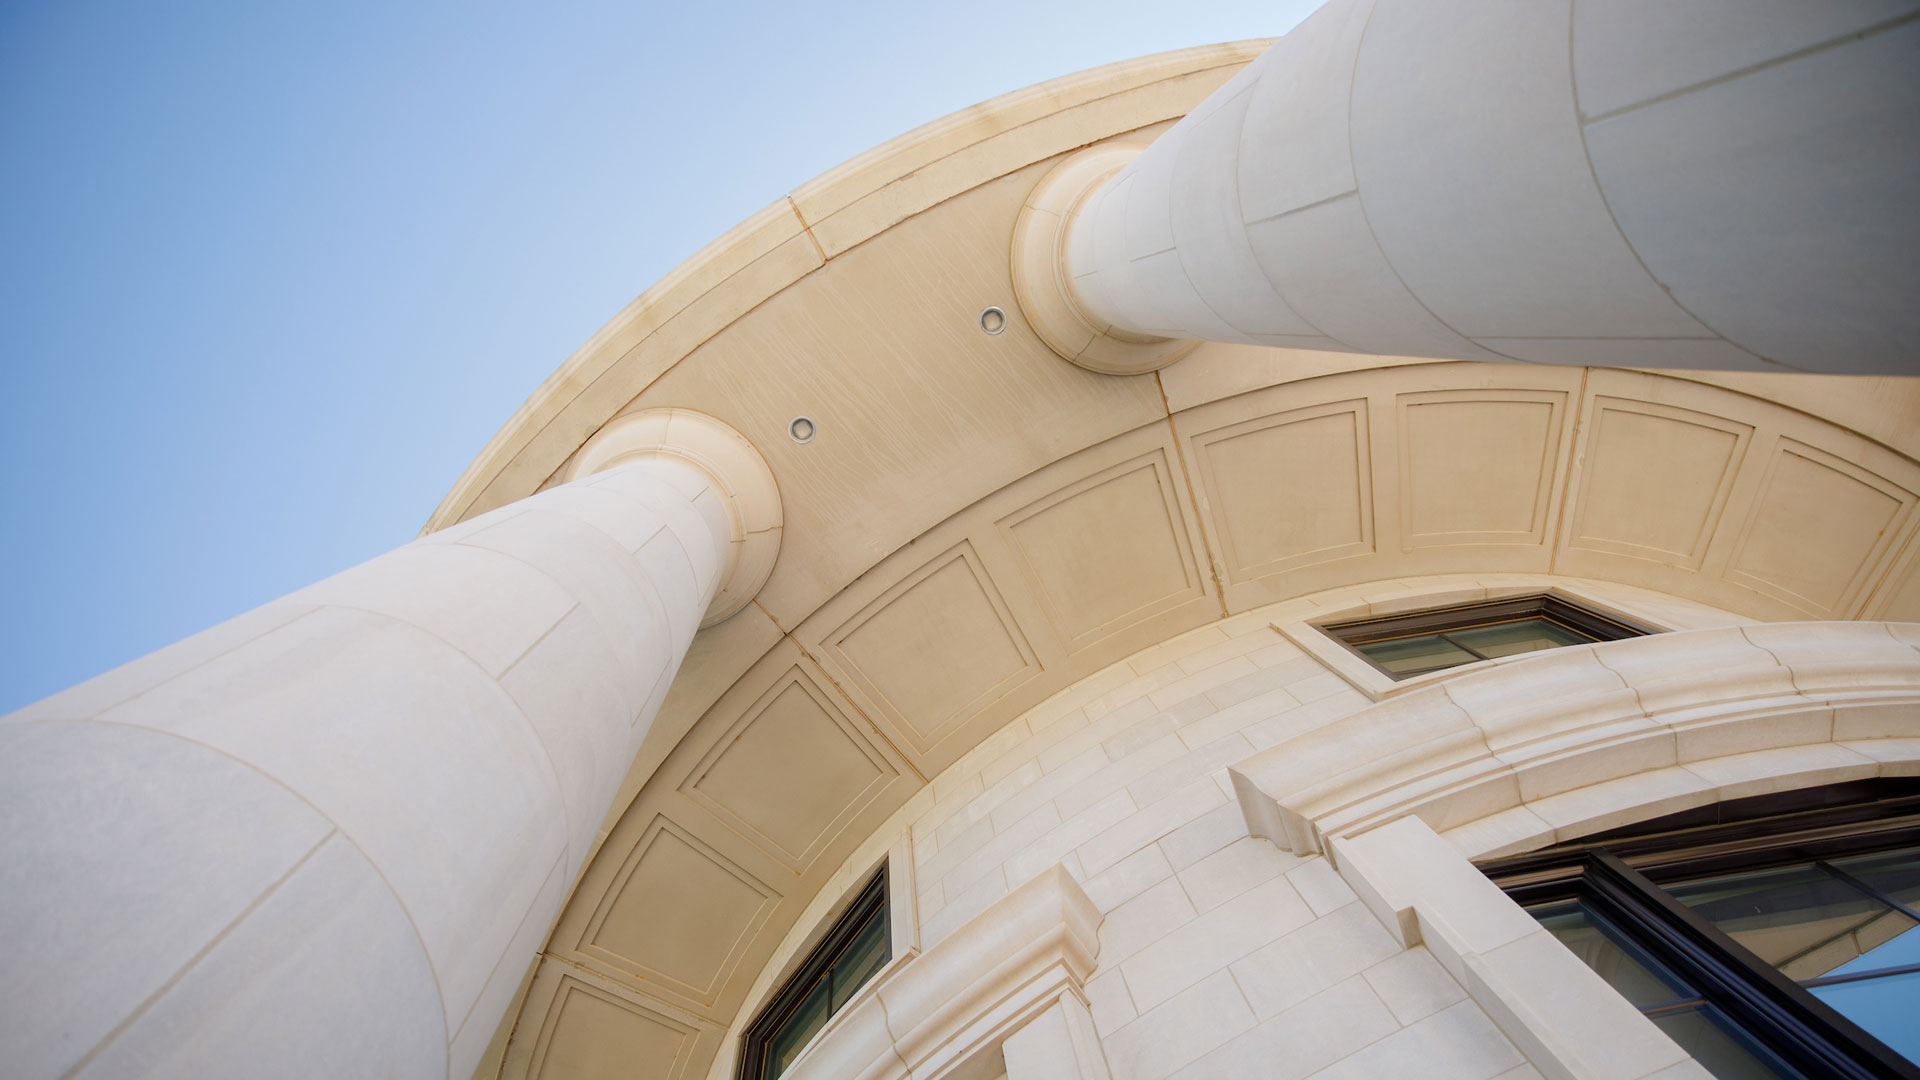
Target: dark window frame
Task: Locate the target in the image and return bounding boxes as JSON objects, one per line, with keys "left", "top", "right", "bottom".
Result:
{"left": 1482, "top": 782, "right": 1920, "bottom": 1080}
{"left": 738, "top": 863, "right": 891, "bottom": 1080}
{"left": 1318, "top": 593, "right": 1652, "bottom": 680}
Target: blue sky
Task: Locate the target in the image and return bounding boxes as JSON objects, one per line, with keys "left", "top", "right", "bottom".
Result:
{"left": 0, "top": 0, "right": 1312, "bottom": 713}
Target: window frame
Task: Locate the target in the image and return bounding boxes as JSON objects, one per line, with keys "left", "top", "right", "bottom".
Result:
{"left": 1482, "top": 783, "right": 1920, "bottom": 1080}
{"left": 1319, "top": 592, "right": 1651, "bottom": 681}
{"left": 737, "top": 864, "right": 891, "bottom": 1080}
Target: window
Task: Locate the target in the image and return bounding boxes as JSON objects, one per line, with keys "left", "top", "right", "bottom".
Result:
{"left": 739, "top": 865, "right": 890, "bottom": 1080}
{"left": 1483, "top": 782, "right": 1920, "bottom": 1080}
{"left": 1320, "top": 593, "right": 1648, "bottom": 680}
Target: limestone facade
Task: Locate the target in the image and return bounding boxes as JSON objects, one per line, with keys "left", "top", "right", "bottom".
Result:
{"left": 5, "top": 6, "right": 1920, "bottom": 1080}
{"left": 709, "top": 583, "right": 1920, "bottom": 1080}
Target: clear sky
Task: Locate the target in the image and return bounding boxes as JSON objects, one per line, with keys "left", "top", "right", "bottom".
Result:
{"left": 0, "top": 0, "right": 1316, "bottom": 713}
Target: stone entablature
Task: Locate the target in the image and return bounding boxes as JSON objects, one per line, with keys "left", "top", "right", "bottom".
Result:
{"left": 1231, "top": 621, "right": 1920, "bottom": 859}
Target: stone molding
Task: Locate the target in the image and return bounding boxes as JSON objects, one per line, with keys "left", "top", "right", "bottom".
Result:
{"left": 1231, "top": 621, "right": 1920, "bottom": 858}
{"left": 1334, "top": 817, "right": 1708, "bottom": 1080}
{"left": 780, "top": 864, "right": 1103, "bottom": 1080}
{"left": 1010, "top": 143, "right": 1199, "bottom": 375}
{"left": 566, "top": 408, "right": 783, "bottom": 627}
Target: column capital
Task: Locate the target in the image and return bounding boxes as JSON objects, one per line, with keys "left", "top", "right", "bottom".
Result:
{"left": 1010, "top": 143, "right": 1199, "bottom": 376}
{"left": 565, "top": 408, "right": 783, "bottom": 626}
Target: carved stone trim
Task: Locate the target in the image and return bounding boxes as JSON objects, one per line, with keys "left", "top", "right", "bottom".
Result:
{"left": 1231, "top": 621, "right": 1920, "bottom": 857}
{"left": 782, "top": 865, "right": 1103, "bottom": 1080}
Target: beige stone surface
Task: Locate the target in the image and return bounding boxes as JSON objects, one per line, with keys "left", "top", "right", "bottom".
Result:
{"left": 13, "top": 15, "right": 1920, "bottom": 1078}
{"left": 1003, "top": 996, "right": 1113, "bottom": 1080}
{"left": 506, "top": 967, "right": 718, "bottom": 1080}
{"left": 1556, "top": 369, "right": 1920, "bottom": 618}
{"left": 505, "top": 568, "right": 1915, "bottom": 1079}
{"left": 631, "top": 168, "right": 1172, "bottom": 631}
{"left": 1235, "top": 618, "right": 1920, "bottom": 857}
{"left": 1335, "top": 816, "right": 1717, "bottom": 1080}
{"left": 390, "top": 24, "right": 1919, "bottom": 1080}
{"left": 1010, "top": 142, "right": 1199, "bottom": 375}
{"left": 71, "top": 835, "right": 449, "bottom": 1080}
{"left": 541, "top": 638, "right": 919, "bottom": 1027}
{"left": 562, "top": 409, "right": 784, "bottom": 627}
{"left": 425, "top": 42, "right": 1268, "bottom": 538}
{"left": 541, "top": 362, "right": 1916, "bottom": 1070}
{"left": 722, "top": 612, "right": 1536, "bottom": 1080}
{"left": 751, "top": 865, "right": 1103, "bottom": 1080}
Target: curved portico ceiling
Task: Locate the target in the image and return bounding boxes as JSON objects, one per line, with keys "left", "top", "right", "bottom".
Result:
{"left": 425, "top": 40, "right": 1274, "bottom": 536}
{"left": 444, "top": 42, "right": 1920, "bottom": 1080}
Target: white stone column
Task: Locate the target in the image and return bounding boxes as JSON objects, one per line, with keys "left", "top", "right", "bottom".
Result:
{"left": 0, "top": 410, "right": 780, "bottom": 1080}
{"left": 1013, "top": 0, "right": 1920, "bottom": 376}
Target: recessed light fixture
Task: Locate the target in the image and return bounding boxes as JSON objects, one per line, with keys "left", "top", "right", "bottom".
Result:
{"left": 979, "top": 306, "right": 1007, "bottom": 335}
{"left": 788, "top": 416, "right": 816, "bottom": 444}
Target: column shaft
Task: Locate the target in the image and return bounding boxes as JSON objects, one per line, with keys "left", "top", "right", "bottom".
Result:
{"left": 1061, "top": 0, "right": 1920, "bottom": 376}
{"left": 1, "top": 456, "right": 730, "bottom": 1080}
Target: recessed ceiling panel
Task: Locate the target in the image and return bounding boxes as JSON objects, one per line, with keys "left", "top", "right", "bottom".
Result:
{"left": 682, "top": 669, "right": 896, "bottom": 869}
{"left": 1728, "top": 439, "right": 1915, "bottom": 615}
{"left": 1399, "top": 390, "right": 1564, "bottom": 547}
{"left": 998, "top": 449, "right": 1205, "bottom": 649}
{"left": 529, "top": 978, "right": 700, "bottom": 1080}
{"left": 580, "top": 817, "right": 777, "bottom": 1007}
{"left": 1568, "top": 398, "right": 1750, "bottom": 567}
{"left": 826, "top": 542, "right": 1039, "bottom": 755}
{"left": 1194, "top": 400, "right": 1374, "bottom": 578}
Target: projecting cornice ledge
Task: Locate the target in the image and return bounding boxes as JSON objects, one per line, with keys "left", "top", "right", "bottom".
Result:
{"left": 782, "top": 864, "right": 1103, "bottom": 1080}
{"left": 1230, "top": 621, "right": 1920, "bottom": 860}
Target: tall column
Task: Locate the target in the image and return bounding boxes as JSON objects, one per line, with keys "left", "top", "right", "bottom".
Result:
{"left": 0, "top": 410, "right": 780, "bottom": 1080}
{"left": 1013, "top": 0, "right": 1920, "bottom": 377}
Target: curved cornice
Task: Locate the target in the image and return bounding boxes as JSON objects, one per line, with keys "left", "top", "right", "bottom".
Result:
{"left": 422, "top": 39, "right": 1273, "bottom": 537}
{"left": 1231, "top": 621, "right": 1920, "bottom": 858}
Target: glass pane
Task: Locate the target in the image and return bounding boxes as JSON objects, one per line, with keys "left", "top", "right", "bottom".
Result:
{"left": 1447, "top": 618, "right": 1589, "bottom": 658}
{"left": 1808, "top": 969, "right": 1920, "bottom": 1062}
{"left": 1825, "top": 921, "right": 1920, "bottom": 978}
{"left": 1648, "top": 1004, "right": 1807, "bottom": 1080}
{"left": 1357, "top": 633, "right": 1479, "bottom": 675}
{"left": 1532, "top": 900, "right": 1691, "bottom": 1008}
{"left": 1666, "top": 863, "right": 1917, "bottom": 980}
{"left": 1830, "top": 847, "right": 1920, "bottom": 910}
{"left": 829, "top": 906, "right": 888, "bottom": 1011}
{"left": 766, "top": 978, "right": 831, "bottom": 1080}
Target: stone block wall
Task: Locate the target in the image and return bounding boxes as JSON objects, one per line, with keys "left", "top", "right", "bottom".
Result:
{"left": 899, "top": 615, "right": 1531, "bottom": 1080}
